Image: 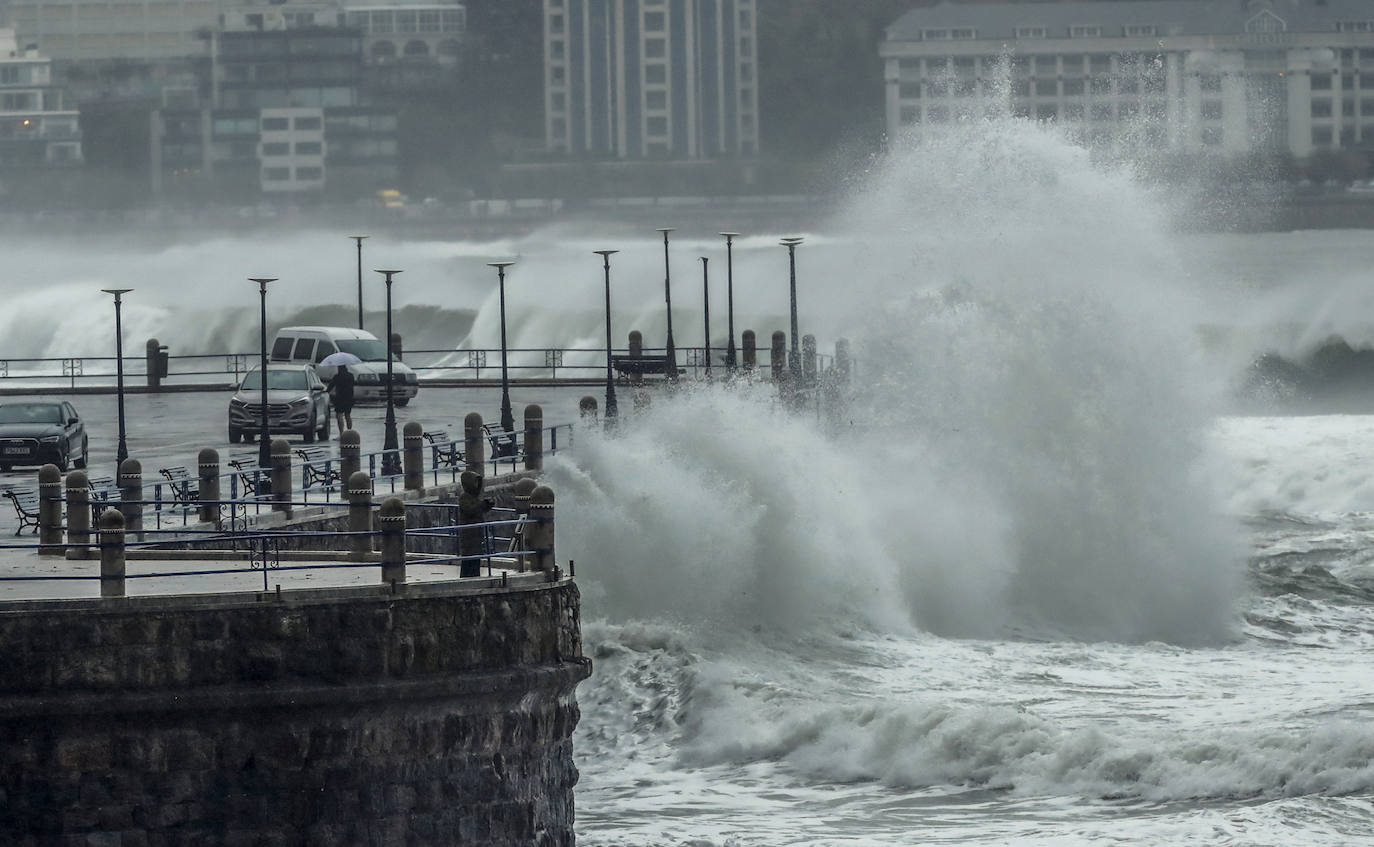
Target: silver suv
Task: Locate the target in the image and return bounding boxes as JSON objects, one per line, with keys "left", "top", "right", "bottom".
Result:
{"left": 228, "top": 365, "right": 331, "bottom": 444}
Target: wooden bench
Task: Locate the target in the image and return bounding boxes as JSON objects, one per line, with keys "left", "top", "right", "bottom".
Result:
{"left": 158, "top": 466, "right": 199, "bottom": 504}
{"left": 611, "top": 355, "right": 684, "bottom": 383}
{"left": 481, "top": 424, "right": 520, "bottom": 459}
{"left": 3, "top": 488, "right": 39, "bottom": 535}
{"left": 422, "top": 430, "right": 463, "bottom": 468}
{"left": 294, "top": 445, "right": 341, "bottom": 488}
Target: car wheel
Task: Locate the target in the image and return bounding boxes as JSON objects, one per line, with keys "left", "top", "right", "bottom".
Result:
{"left": 228, "top": 427, "right": 241, "bottom": 444}
{"left": 55, "top": 450, "right": 69, "bottom": 473}
{"left": 302, "top": 411, "right": 316, "bottom": 443}
{"left": 73, "top": 441, "right": 88, "bottom": 470}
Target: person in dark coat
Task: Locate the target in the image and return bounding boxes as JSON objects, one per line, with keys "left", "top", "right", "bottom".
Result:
{"left": 327, "top": 366, "right": 355, "bottom": 435}
{"left": 458, "top": 471, "right": 494, "bottom": 578}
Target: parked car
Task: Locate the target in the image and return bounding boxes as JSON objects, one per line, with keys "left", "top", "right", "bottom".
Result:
{"left": 269, "top": 325, "right": 419, "bottom": 406}
{"left": 228, "top": 365, "right": 331, "bottom": 444}
{"left": 0, "top": 401, "right": 88, "bottom": 472}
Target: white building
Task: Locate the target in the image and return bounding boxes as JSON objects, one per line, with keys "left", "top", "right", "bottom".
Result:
{"left": 0, "top": 28, "right": 81, "bottom": 170}
{"left": 880, "top": 0, "right": 1374, "bottom": 158}
{"left": 544, "top": 0, "right": 760, "bottom": 160}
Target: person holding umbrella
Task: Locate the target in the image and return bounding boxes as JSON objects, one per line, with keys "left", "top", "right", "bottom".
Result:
{"left": 318, "top": 351, "right": 361, "bottom": 435}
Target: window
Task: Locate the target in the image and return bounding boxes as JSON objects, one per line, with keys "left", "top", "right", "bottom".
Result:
{"left": 1124, "top": 25, "right": 1156, "bottom": 37}
{"left": 1345, "top": 98, "right": 1356, "bottom": 117}
{"left": 646, "top": 116, "right": 667, "bottom": 136}
{"left": 923, "top": 29, "right": 949, "bottom": 41}
{"left": 1089, "top": 54, "right": 1110, "bottom": 75}
{"left": 1339, "top": 21, "right": 1374, "bottom": 33}
{"left": 899, "top": 83, "right": 920, "bottom": 99}
{"left": 263, "top": 167, "right": 291, "bottom": 181}
{"left": 645, "top": 38, "right": 665, "bottom": 58}
{"left": 645, "top": 64, "right": 666, "bottom": 84}
{"left": 1015, "top": 26, "right": 1047, "bottom": 39}
{"left": 1070, "top": 25, "right": 1103, "bottom": 38}
{"left": 1063, "top": 79, "right": 1084, "bottom": 96}
{"left": 1312, "top": 99, "right": 1333, "bottom": 118}
{"left": 739, "top": 37, "right": 752, "bottom": 57}
{"left": 1202, "top": 100, "right": 1222, "bottom": 120}
{"left": 0, "top": 67, "right": 19, "bottom": 84}
{"left": 646, "top": 90, "right": 666, "bottom": 109}
{"left": 296, "top": 166, "right": 323, "bottom": 180}
{"left": 1312, "top": 126, "right": 1332, "bottom": 145}
{"left": 549, "top": 14, "right": 564, "bottom": 34}
{"left": 551, "top": 40, "right": 565, "bottom": 60}
{"left": 262, "top": 117, "right": 289, "bottom": 131}
{"left": 295, "top": 141, "right": 322, "bottom": 155}
{"left": 1311, "top": 74, "right": 1332, "bottom": 91}
{"left": 1202, "top": 126, "right": 1222, "bottom": 146}
{"left": 644, "top": 11, "right": 664, "bottom": 30}
{"left": 1036, "top": 80, "right": 1057, "bottom": 97}
{"left": 293, "top": 339, "right": 315, "bottom": 360}
{"left": 951, "top": 28, "right": 976, "bottom": 40}
{"left": 295, "top": 116, "right": 321, "bottom": 130}
{"left": 262, "top": 142, "right": 290, "bottom": 156}
{"left": 552, "top": 92, "right": 566, "bottom": 111}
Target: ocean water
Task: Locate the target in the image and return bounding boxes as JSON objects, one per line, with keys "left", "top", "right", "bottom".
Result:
{"left": 8, "top": 115, "right": 1374, "bottom": 845}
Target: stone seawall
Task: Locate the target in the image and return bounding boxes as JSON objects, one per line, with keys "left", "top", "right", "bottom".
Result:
{"left": 0, "top": 578, "right": 591, "bottom": 846}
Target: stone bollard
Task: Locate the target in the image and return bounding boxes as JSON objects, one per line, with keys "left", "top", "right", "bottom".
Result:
{"left": 771, "top": 331, "right": 786, "bottom": 382}
{"left": 379, "top": 496, "right": 406, "bottom": 584}
{"left": 270, "top": 439, "right": 291, "bottom": 513}
{"left": 99, "top": 507, "right": 126, "bottom": 598}
{"left": 528, "top": 485, "right": 556, "bottom": 575}
{"left": 65, "top": 470, "right": 90, "bottom": 559}
{"left": 458, "top": 470, "right": 492, "bottom": 578}
{"left": 118, "top": 458, "right": 143, "bottom": 542}
{"left": 835, "top": 338, "right": 851, "bottom": 383}
{"left": 628, "top": 330, "right": 644, "bottom": 385}
{"left": 348, "top": 470, "right": 373, "bottom": 561}
{"left": 403, "top": 421, "right": 424, "bottom": 495}
{"left": 38, "top": 464, "right": 63, "bottom": 556}
{"left": 464, "top": 412, "right": 485, "bottom": 474}
{"left": 340, "top": 429, "right": 361, "bottom": 483}
{"left": 198, "top": 448, "right": 220, "bottom": 525}
{"left": 390, "top": 332, "right": 403, "bottom": 362}
{"left": 742, "top": 329, "right": 757, "bottom": 370}
{"left": 146, "top": 338, "right": 162, "bottom": 390}
{"left": 803, "top": 334, "right": 817, "bottom": 384}
{"left": 512, "top": 477, "right": 537, "bottom": 572}
{"left": 524, "top": 404, "right": 543, "bottom": 471}
{"left": 579, "top": 396, "right": 598, "bottom": 419}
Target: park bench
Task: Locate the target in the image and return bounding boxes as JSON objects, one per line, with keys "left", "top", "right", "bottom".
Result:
{"left": 86, "top": 476, "right": 119, "bottom": 521}
{"left": 227, "top": 453, "right": 269, "bottom": 497}
{"left": 481, "top": 424, "right": 521, "bottom": 460}
{"left": 3, "top": 488, "right": 39, "bottom": 535}
{"left": 423, "top": 430, "right": 463, "bottom": 468}
{"left": 157, "top": 466, "right": 199, "bottom": 504}
{"left": 294, "top": 445, "right": 341, "bottom": 488}
{"left": 611, "top": 355, "right": 684, "bottom": 384}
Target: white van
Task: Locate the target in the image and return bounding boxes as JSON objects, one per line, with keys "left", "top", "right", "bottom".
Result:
{"left": 269, "top": 326, "right": 419, "bottom": 405}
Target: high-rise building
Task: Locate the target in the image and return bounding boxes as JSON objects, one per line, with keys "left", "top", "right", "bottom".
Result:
{"left": 881, "top": 0, "right": 1374, "bottom": 158}
{"left": 0, "top": 28, "right": 82, "bottom": 178}
{"left": 544, "top": 0, "right": 758, "bottom": 159}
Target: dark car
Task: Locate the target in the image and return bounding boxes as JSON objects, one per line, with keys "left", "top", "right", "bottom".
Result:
{"left": 0, "top": 401, "right": 88, "bottom": 472}
{"left": 228, "top": 365, "right": 331, "bottom": 443}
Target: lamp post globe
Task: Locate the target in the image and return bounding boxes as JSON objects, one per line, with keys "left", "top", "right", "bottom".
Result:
{"left": 594, "top": 250, "right": 619, "bottom": 420}
{"left": 100, "top": 288, "right": 133, "bottom": 477}
{"left": 247, "top": 278, "right": 279, "bottom": 469}
{"left": 373, "top": 269, "right": 403, "bottom": 476}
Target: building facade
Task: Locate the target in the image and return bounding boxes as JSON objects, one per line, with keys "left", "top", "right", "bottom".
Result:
{"left": 543, "top": 0, "right": 759, "bottom": 159}
{"left": 0, "top": 28, "right": 82, "bottom": 182}
{"left": 881, "top": 0, "right": 1374, "bottom": 158}
{"left": 155, "top": 24, "right": 396, "bottom": 200}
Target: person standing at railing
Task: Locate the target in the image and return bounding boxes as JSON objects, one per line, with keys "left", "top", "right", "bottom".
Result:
{"left": 458, "top": 470, "right": 493, "bottom": 578}
{"left": 327, "top": 366, "right": 355, "bottom": 437}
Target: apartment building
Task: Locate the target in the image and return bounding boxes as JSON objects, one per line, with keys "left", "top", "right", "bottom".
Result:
{"left": 0, "top": 28, "right": 81, "bottom": 176}
{"left": 544, "top": 0, "right": 759, "bottom": 159}
{"left": 880, "top": 0, "right": 1374, "bottom": 158}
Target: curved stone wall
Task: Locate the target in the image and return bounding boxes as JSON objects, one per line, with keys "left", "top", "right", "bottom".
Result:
{"left": 0, "top": 578, "right": 590, "bottom": 846}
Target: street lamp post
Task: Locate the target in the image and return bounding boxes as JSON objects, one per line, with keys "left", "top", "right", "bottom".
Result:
{"left": 374, "top": 269, "right": 403, "bottom": 476}
{"left": 248, "top": 278, "right": 278, "bottom": 469}
{"left": 594, "top": 250, "right": 619, "bottom": 420}
{"left": 780, "top": 237, "right": 804, "bottom": 382}
{"left": 720, "top": 232, "right": 740, "bottom": 373}
{"left": 700, "top": 256, "right": 711, "bottom": 379}
{"left": 488, "top": 261, "right": 517, "bottom": 451}
{"left": 350, "top": 235, "right": 368, "bottom": 330}
{"left": 657, "top": 227, "right": 678, "bottom": 382}
{"left": 100, "top": 288, "right": 133, "bottom": 476}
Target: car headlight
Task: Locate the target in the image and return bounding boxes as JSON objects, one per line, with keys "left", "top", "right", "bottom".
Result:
{"left": 355, "top": 373, "right": 380, "bottom": 384}
{"left": 230, "top": 398, "right": 247, "bottom": 408}
{"left": 404, "top": 373, "right": 418, "bottom": 384}
{"left": 39, "top": 435, "right": 60, "bottom": 445}
{"left": 289, "top": 398, "right": 311, "bottom": 409}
